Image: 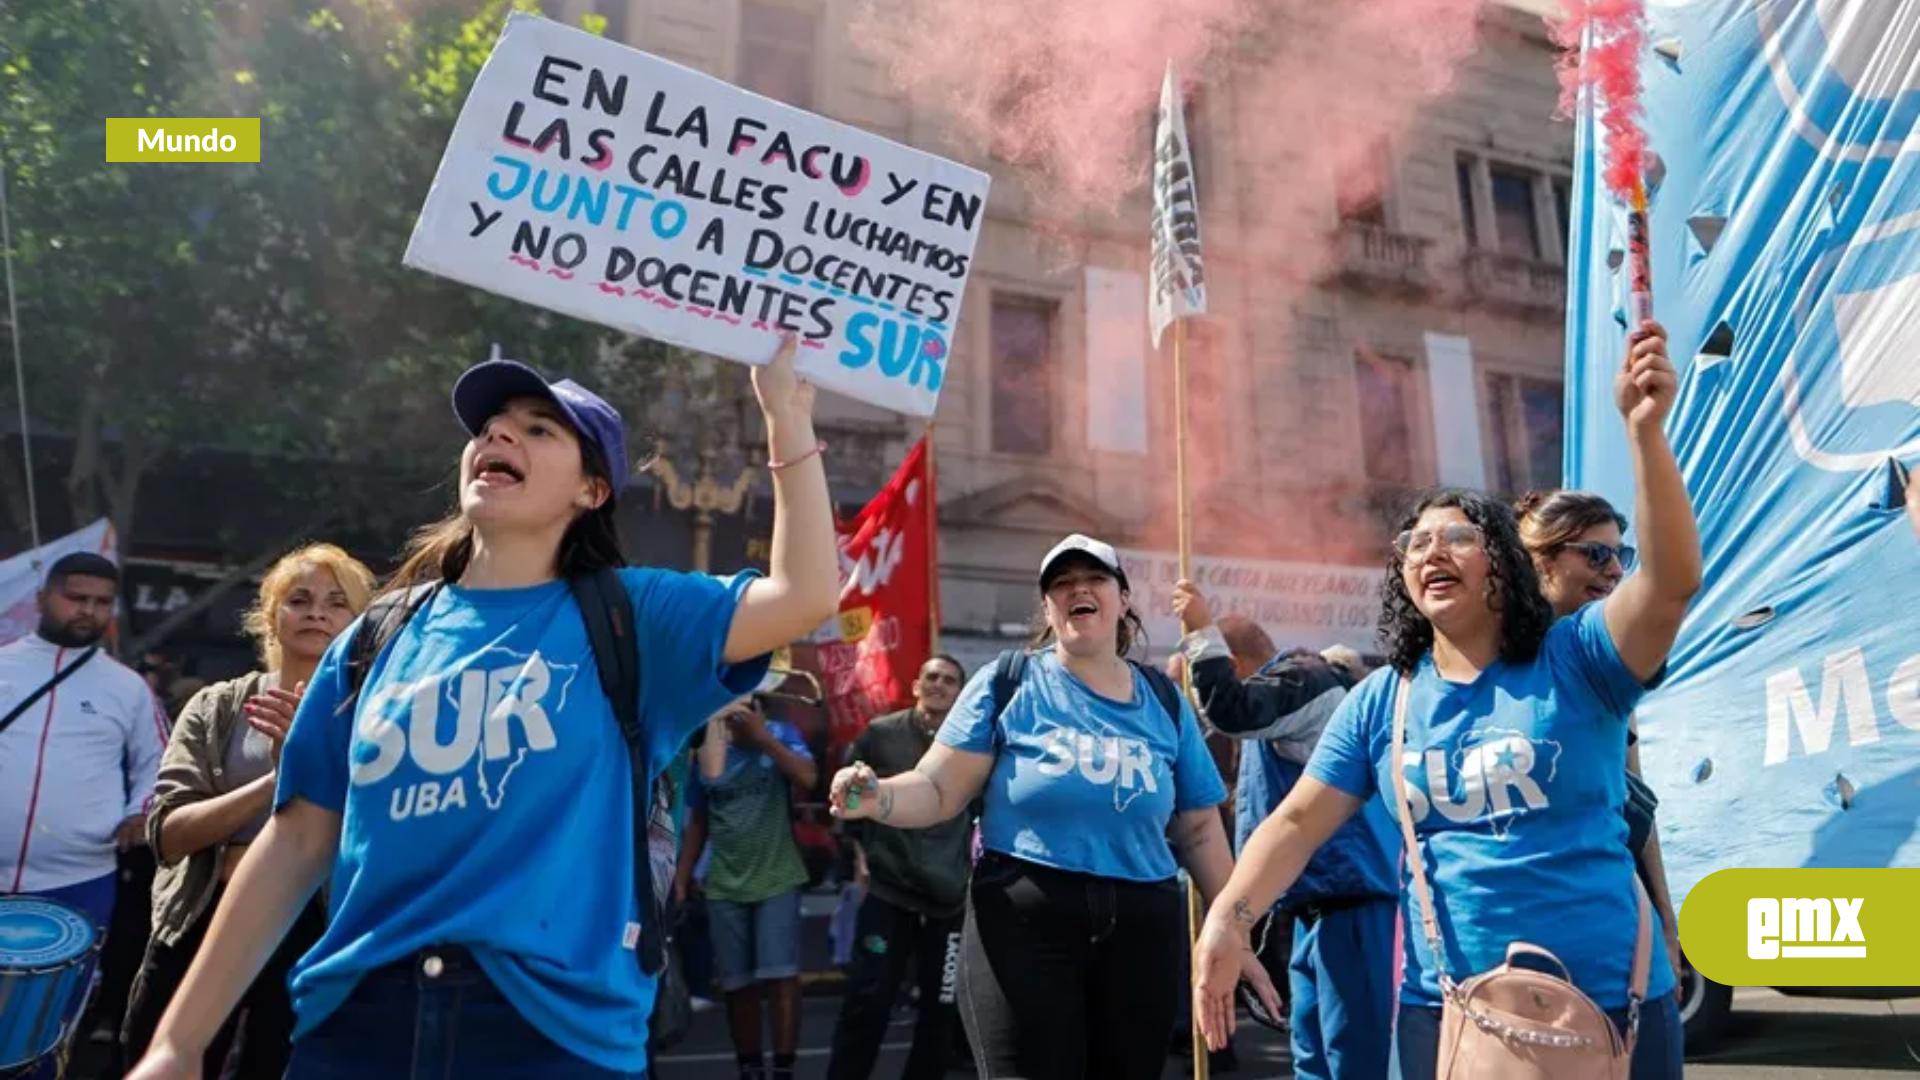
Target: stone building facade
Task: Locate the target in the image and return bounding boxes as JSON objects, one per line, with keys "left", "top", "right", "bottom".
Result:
{"left": 563, "top": 0, "right": 1577, "bottom": 665}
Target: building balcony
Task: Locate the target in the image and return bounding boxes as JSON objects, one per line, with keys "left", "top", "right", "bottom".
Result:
{"left": 1334, "top": 222, "right": 1436, "bottom": 296}
{"left": 1462, "top": 250, "right": 1567, "bottom": 317}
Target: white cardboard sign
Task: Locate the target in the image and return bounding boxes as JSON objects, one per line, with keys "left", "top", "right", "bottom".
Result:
{"left": 404, "top": 13, "right": 990, "bottom": 417}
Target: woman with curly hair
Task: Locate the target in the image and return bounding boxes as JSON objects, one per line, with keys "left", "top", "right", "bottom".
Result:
{"left": 1194, "top": 324, "right": 1699, "bottom": 1079}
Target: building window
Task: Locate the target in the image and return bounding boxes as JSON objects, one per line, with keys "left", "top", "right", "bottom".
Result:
{"left": 1458, "top": 153, "right": 1568, "bottom": 260}
{"left": 1456, "top": 154, "right": 1479, "bottom": 248}
{"left": 1552, "top": 177, "right": 1573, "bottom": 252}
{"left": 1490, "top": 165, "right": 1542, "bottom": 259}
{"left": 1354, "top": 349, "right": 1416, "bottom": 486}
{"left": 1485, "top": 372, "right": 1564, "bottom": 494}
{"left": 991, "top": 296, "right": 1057, "bottom": 455}
{"left": 738, "top": 1, "right": 817, "bottom": 109}
{"left": 592, "top": 0, "right": 628, "bottom": 43}
{"left": 1337, "top": 141, "right": 1391, "bottom": 227}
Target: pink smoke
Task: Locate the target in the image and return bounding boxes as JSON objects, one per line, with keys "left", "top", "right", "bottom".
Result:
{"left": 1551, "top": 0, "right": 1650, "bottom": 201}
{"left": 852, "top": 0, "right": 1490, "bottom": 562}
{"left": 851, "top": 0, "right": 1484, "bottom": 217}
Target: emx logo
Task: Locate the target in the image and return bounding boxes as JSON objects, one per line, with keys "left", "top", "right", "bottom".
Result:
{"left": 1747, "top": 897, "right": 1866, "bottom": 960}
{"left": 1682, "top": 869, "right": 1917, "bottom": 986}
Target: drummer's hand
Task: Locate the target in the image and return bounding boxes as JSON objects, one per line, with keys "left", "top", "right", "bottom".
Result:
{"left": 127, "top": 1039, "right": 200, "bottom": 1080}
{"left": 116, "top": 813, "right": 147, "bottom": 851}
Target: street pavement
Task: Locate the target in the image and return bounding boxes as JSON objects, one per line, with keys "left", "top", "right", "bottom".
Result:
{"left": 653, "top": 987, "right": 1920, "bottom": 1079}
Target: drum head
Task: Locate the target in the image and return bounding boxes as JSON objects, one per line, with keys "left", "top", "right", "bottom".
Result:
{"left": 0, "top": 896, "right": 96, "bottom": 972}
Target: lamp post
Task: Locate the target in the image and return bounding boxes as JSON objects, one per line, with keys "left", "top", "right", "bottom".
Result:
{"left": 652, "top": 444, "right": 755, "bottom": 573}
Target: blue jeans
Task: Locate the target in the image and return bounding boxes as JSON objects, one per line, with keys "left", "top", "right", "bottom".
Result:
{"left": 1390, "top": 991, "right": 1684, "bottom": 1080}
{"left": 1288, "top": 899, "right": 1396, "bottom": 1080}
{"left": 286, "top": 947, "right": 642, "bottom": 1079}
{"left": 706, "top": 890, "right": 802, "bottom": 992}
{"left": 27, "top": 871, "right": 117, "bottom": 929}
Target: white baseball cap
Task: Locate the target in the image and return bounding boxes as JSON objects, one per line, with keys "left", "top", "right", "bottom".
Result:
{"left": 1038, "top": 534, "right": 1130, "bottom": 592}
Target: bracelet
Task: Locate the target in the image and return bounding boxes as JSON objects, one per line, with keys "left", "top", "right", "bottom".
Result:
{"left": 768, "top": 440, "right": 827, "bottom": 471}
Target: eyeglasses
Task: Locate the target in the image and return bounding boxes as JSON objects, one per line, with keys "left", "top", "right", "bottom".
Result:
{"left": 1393, "top": 523, "right": 1484, "bottom": 561}
{"left": 1561, "top": 541, "right": 1637, "bottom": 572}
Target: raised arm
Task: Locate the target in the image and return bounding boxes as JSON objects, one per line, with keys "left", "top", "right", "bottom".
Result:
{"left": 129, "top": 799, "right": 340, "bottom": 1078}
{"left": 724, "top": 335, "right": 841, "bottom": 665}
{"left": 829, "top": 743, "right": 992, "bottom": 829}
{"left": 1604, "top": 322, "right": 1702, "bottom": 681}
{"left": 1192, "top": 778, "right": 1363, "bottom": 1049}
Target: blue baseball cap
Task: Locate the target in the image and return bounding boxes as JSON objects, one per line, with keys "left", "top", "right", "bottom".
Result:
{"left": 451, "top": 358, "right": 630, "bottom": 494}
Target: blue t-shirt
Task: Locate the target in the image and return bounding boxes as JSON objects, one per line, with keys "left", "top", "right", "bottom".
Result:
{"left": 274, "top": 569, "right": 769, "bottom": 1072}
{"left": 937, "top": 650, "right": 1227, "bottom": 882}
{"left": 1305, "top": 602, "right": 1676, "bottom": 1009}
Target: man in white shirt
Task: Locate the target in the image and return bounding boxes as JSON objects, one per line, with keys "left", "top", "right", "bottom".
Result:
{"left": 0, "top": 552, "right": 167, "bottom": 929}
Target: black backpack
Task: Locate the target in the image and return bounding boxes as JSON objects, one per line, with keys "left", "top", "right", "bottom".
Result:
{"left": 344, "top": 568, "right": 670, "bottom": 977}
{"left": 984, "top": 649, "right": 1187, "bottom": 737}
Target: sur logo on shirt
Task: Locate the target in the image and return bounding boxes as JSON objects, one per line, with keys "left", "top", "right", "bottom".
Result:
{"left": 351, "top": 648, "right": 580, "bottom": 822}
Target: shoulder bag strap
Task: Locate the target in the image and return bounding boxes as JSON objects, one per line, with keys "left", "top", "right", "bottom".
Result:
{"left": 1389, "top": 671, "right": 1452, "bottom": 995}
{"left": 1626, "top": 866, "right": 1653, "bottom": 1045}
{"left": 0, "top": 646, "right": 100, "bottom": 738}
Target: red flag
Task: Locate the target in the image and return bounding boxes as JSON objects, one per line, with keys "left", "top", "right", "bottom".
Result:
{"left": 816, "top": 437, "right": 936, "bottom": 760}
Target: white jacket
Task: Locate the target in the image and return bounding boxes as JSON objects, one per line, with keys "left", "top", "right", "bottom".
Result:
{"left": 0, "top": 634, "right": 168, "bottom": 891}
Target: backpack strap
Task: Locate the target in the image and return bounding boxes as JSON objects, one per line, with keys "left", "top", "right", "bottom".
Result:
{"left": 1132, "top": 660, "right": 1187, "bottom": 732}
{"left": 567, "top": 568, "right": 667, "bottom": 977}
{"left": 986, "top": 649, "right": 1029, "bottom": 750}
{"left": 344, "top": 584, "right": 441, "bottom": 700}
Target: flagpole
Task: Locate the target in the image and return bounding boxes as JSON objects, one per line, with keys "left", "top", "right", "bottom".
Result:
{"left": 1, "top": 160, "right": 41, "bottom": 549}
{"left": 1172, "top": 316, "right": 1211, "bottom": 1080}
{"left": 924, "top": 422, "right": 941, "bottom": 654}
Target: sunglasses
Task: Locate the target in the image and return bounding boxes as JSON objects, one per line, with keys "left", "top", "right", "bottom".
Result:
{"left": 1561, "top": 541, "right": 1637, "bottom": 571}
{"left": 1392, "top": 523, "right": 1484, "bottom": 560}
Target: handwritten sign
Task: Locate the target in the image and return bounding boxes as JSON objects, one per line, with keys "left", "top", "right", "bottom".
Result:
{"left": 404, "top": 13, "right": 990, "bottom": 417}
{"left": 1115, "top": 547, "right": 1382, "bottom": 655}
{"left": 1148, "top": 61, "right": 1206, "bottom": 348}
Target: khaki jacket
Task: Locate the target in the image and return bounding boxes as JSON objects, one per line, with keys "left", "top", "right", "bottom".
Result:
{"left": 145, "top": 672, "right": 268, "bottom": 947}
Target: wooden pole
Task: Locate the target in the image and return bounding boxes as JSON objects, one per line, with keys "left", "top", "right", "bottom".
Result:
{"left": 924, "top": 424, "right": 941, "bottom": 653}
{"left": 1173, "top": 317, "right": 1209, "bottom": 1080}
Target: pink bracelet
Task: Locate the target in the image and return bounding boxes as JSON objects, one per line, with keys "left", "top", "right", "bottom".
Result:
{"left": 768, "top": 440, "right": 827, "bottom": 471}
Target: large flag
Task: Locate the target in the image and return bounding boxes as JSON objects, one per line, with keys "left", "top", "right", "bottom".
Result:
{"left": 1149, "top": 61, "right": 1207, "bottom": 348}
{"left": 815, "top": 437, "right": 936, "bottom": 759}
{"left": 0, "top": 520, "right": 116, "bottom": 646}
{"left": 1563, "top": 2, "right": 1920, "bottom": 904}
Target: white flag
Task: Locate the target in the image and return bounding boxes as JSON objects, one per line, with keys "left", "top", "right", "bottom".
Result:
{"left": 0, "top": 519, "right": 116, "bottom": 647}
{"left": 1149, "top": 61, "right": 1206, "bottom": 348}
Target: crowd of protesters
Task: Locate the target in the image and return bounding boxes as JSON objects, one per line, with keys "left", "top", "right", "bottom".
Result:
{"left": 0, "top": 322, "right": 1704, "bottom": 1079}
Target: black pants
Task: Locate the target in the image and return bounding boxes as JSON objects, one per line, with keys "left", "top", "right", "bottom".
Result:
{"left": 826, "top": 893, "right": 961, "bottom": 1080}
{"left": 958, "top": 853, "right": 1184, "bottom": 1080}
{"left": 121, "top": 888, "right": 327, "bottom": 1078}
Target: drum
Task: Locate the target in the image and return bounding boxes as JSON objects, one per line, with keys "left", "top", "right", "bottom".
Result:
{"left": 0, "top": 896, "right": 100, "bottom": 1073}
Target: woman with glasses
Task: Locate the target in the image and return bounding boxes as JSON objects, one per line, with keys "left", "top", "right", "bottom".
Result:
{"left": 1516, "top": 489, "right": 1685, "bottom": 987}
{"left": 1193, "top": 324, "right": 1699, "bottom": 1079}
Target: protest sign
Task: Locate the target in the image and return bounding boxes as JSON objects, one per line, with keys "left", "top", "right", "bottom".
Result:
{"left": 1115, "top": 547, "right": 1380, "bottom": 654}
{"left": 405, "top": 13, "right": 991, "bottom": 417}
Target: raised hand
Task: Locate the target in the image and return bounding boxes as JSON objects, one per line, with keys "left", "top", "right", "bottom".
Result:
{"left": 1616, "top": 321, "right": 1678, "bottom": 430}
{"left": 829, "top": 762, "right": 881, "bottom": 820}
{"left": 750, "top": 333, "right": 817, "bottom": 427}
